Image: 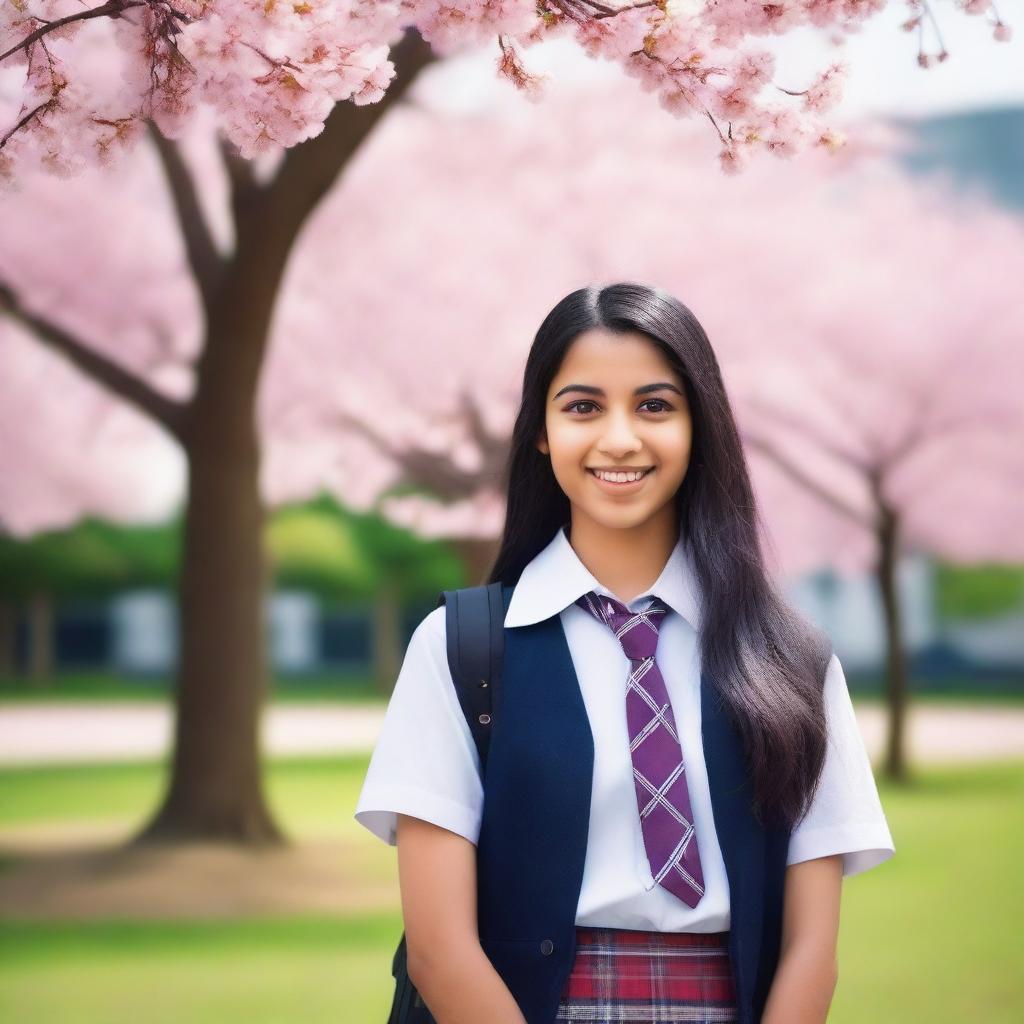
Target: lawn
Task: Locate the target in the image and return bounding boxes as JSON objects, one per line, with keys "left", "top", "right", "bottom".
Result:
{"left": 0, "top": 756, "right": 1021, "bottom": 1022}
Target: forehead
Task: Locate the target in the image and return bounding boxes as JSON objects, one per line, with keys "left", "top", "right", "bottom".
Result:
{"left": 553, "top": 329, "right": 681, "bottom": 384}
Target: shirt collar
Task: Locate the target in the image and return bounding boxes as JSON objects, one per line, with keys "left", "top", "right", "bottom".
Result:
{"left": 504, "top": 523, "right": 702, "bottom": 631}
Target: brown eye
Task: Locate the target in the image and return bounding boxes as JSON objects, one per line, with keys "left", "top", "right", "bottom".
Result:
{"left": 566, "top": 399, "right": 673, "bottom": 414}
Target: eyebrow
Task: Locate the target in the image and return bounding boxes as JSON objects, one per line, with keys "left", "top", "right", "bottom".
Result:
{"left": 552, "top": 382, "right": 685, "bottom": 401}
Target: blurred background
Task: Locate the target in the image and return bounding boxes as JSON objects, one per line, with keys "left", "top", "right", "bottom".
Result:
{"left": 1, "top": 7, "right": 1022, "bottom": 1023}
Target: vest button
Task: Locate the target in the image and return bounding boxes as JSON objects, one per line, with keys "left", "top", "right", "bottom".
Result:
{"left": 540, "top": 939, "right": 554, "bottom": 955}
{"left": 478, "top": 713, "right": 491, "bottom": 725}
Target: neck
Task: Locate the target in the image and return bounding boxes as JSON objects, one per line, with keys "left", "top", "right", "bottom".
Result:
{"left": 567, "top": 506, "right": 679, "bottom": 604}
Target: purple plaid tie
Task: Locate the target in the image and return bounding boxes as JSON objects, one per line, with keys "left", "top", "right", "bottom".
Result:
{"left": 575, "top": 591, "right": 705, "bottom": 908}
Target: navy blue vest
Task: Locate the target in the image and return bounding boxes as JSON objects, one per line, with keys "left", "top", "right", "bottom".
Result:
{"left": 472, "top": 589, "right": 791, "bottom": 1024}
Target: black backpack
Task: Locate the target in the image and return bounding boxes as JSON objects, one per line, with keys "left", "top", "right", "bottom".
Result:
{"left": 386, "top": 582, "right": 509, "bottom": 1023}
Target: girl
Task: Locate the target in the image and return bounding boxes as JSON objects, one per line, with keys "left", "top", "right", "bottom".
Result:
{"left": 355, "top": 282, "right": 895, "bottom": 1024}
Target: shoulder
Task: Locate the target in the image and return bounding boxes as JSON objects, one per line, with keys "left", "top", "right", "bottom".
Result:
{"left": 376, "top": 603, "right": 465, "bottom": 743}
{"left": 823, "top": 649, "right": 842, "bottom": 678}
{"left": 415, "top": 603, "right": 448, "bottom": 646}
{"left": 815, "top": 652, "right": 856, "bottom": 733}
{"left": 817, "top": 652, "right": 872, "bottom": 767}
{"left": 361, "top": 605, "right": 450, "bottom": 712}
{"left": 822, "top": 651, "right": 850, "bottom": 702}
{"left": 404, "top": 603, "right": 447, "bottom": 653}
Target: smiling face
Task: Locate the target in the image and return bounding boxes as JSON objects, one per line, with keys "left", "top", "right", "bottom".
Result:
{"left": 537, "top": 328, "right": 693, "bottom": 534}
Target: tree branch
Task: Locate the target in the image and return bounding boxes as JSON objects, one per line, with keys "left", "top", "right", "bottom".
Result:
{"left": 217, "top": 131, "right": 258, "bottom": 209}
{"left": 328, "top": 402, "right": 502, "bottom": 502}
{"left": 0, "top": 0, "right": 148, "bottom": 66}
{"left": 0, "top": 101, "right": 51, "bottom": 151}
{"left": 147, "top": 121, "right": 224, "bottom": 310}
{"left": 745, "top": 396, "right": 873, "bottom": 474}
{"left": 265, "top": 26, "right": 439, "bottom": 245}
{"left": 885, "top": 403, "right": 1017, "bottom": 472}
{"left": 741, "top": 428, "right": 873, "bottom": 529}
{"left": 0, "top": 282, "right": 187, "bottom": 440}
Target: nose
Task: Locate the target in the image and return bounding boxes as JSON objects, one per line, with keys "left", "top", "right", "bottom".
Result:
{"left": 596, "top": 409, "right": 643, "bottom": 458}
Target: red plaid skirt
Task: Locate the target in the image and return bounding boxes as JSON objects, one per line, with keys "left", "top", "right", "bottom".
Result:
{"left": 553, "top": 926, "right": 737, "bottom": 1022}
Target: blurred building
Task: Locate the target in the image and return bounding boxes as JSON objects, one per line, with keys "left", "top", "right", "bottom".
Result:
{"left": 13, "top": 555, "right": 1024, "bottom": 691}
{"left": 786, "top": 555, "right": 1024, "bottom": 687}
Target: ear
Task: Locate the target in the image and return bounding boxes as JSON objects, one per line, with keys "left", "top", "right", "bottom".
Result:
{"left": 536, "top": 428, "right": 549, "bottom": 456}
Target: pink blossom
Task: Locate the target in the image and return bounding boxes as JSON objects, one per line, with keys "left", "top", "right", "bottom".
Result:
{"left": 718, "top": 143, "right": 749, "bottom": 175}
{"left": 816, "top": 126, "right": 847, "bottom": 153}
{"left": 2, "top": 74, "right": 1023, "bottom": 568}
{"left": 802, "top": 62, "right": 847, "bottom": 114}
{"left": 0, "top": 0, "right": 1014, "bottom": 177}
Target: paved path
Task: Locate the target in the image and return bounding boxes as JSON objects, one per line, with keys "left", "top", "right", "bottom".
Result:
{"left": 0, "top": 701, "right": 1021, "bottom": 766}
{"left": 0, "top": 703, "right": 384, "bottom": 765}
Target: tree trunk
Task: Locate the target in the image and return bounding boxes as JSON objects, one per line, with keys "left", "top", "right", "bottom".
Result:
{"left": 0, "top": 601, "right": 17, "bottom": 677}
{"left": 451, "top": 536, "right": 502, "bottom": 588}
{"left": 27, "top": 590, "right": 53, "bottom": 687}
{"left": 133, "top": 314, "right": 282, "bottom": 845}
{"left": 17, "top": 28, "right": 440, "bottom": 847}
{"left": 874, "top": 504, "right": 910, "bottom": 782}
{"left": 372, "top": 580, "right": 402, "bottom": 696}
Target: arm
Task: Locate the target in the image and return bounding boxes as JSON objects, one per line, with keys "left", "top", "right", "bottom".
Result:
{"left": 396, "top": 813, "right": 528, "bottom": 1024}
{"left": 761, "top": 853, "right": 843, "bottom": 1024}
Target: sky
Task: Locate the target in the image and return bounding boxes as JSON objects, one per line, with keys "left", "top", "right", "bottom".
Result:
{"left": 419, "top": 1, "right": 1024, "bottom": 121}
{"left": 769, "top": 0, "right": 1024, "bottom": 119}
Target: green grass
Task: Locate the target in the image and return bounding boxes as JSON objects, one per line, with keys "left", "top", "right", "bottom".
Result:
{"left": 0, "top": 754, "right": 374, "bottom": 839}
{"left": 0, "top": 756, "right": 1022, "bottom": 1022}
{"left": 831, "top": 759, "right": 1024, "bottom": 1023}
{"left": 0, "top": 913, "right": 403, "bottom": 1023}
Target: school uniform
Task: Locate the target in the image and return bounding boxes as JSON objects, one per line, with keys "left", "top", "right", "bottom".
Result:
{"left": 355, "top": 524, "right": 895, "bottom": 1023}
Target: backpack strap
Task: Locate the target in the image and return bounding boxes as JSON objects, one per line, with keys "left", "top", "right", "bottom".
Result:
{"left": 436, "top": 582, "right": 510, "bottom": 774}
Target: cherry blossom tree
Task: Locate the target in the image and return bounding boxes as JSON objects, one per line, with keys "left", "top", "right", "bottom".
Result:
{"left": 264, "top": 76, "right": 1024, "bottom": 785}
{"left": 0, "top": 1, "right": 1013, "bottom": 178}
{"left": 0, "top": 28, "right": 439, "bottom": 846}
{"left": 2, "top": 29, "right": 1020, "bottom": 848}
{"left": 734, "top": 275, "right": 1024, "bottom": 782}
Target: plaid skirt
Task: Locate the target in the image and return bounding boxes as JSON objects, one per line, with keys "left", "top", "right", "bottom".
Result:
{"left": 553, "top": 926, "right": 737, "bottom": 1023}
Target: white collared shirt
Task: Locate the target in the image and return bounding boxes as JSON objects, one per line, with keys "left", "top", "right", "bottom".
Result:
{"left": 354, "top": 525, "right": 895, "bottom": 932}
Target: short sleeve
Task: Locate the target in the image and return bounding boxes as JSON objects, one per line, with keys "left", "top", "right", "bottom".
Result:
{"left": 353, "top": 605, "right": 484, "bottom": 847}
{"left": 787, "top": 653, "right": 896, "bottom": 877}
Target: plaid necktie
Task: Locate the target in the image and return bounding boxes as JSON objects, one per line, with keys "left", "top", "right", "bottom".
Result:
{"left": 575, "top": 591, "right": 705, "bottom": 908}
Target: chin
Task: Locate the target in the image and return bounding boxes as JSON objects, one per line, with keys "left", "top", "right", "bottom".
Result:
{"left": 578, "top": 502, "right": 658, "bottom": 528}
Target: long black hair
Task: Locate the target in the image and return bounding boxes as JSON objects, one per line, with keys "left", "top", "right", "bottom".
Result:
{"left": 487, "top": 282, "right": 831, "bottom": 830}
